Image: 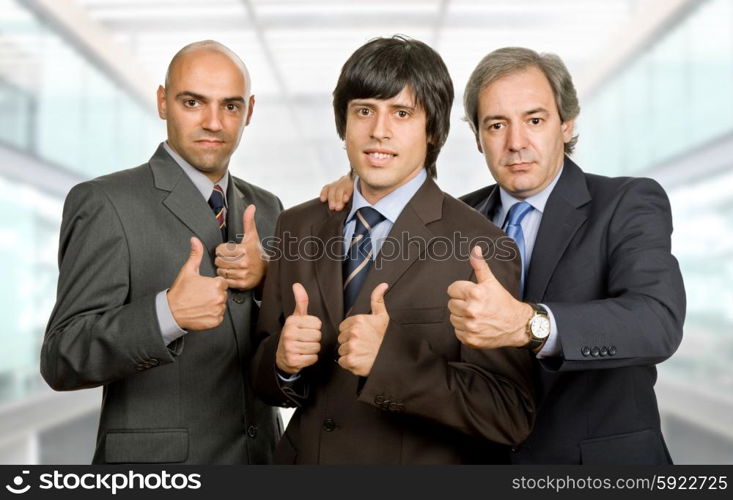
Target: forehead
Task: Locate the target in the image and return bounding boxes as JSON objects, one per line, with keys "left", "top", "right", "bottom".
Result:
{"left": 168, "top": 49, "right": 247, "bottom": 95}
{"left": 478, "top": 66, "right": 557, "bottom": 114}
{"left": 349, "top": 86, "right": 419, "bottom": 107}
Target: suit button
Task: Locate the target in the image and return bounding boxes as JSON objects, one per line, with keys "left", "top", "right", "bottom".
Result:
{"left": 233, "top": 293, "right": 246, "bottom": 304}
{"left": 149, "top": 358, "right": 159, "bottom": 366}
{"left": 374, "top": 396, "right": 385, "bottom": 406}
{"left": 247, "top": 425, "right": 258, "bottom": 438}
{"left": 609, "top": 346, "right": 617, "bottom": 356}
{"left": 591, "top": 346, "right": 600, "bottom": 357}
{"left": 322, "top": 418, "right": 336, "bottom": 432}
{"left": 581, "top": 346, "right": 590, "bottom": 357}
{"left": 388, "top": 402, "right": 401, "bottom": 412}
{"left": 511, "top": 447, "right": 518, "bottom": 453}
{"left": 600, "top": 346, "right": 608, "bottom": 357}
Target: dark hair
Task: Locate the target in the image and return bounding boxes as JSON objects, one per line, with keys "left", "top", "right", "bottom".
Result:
{"left": 332, "top": 35, "right": 454, "bottom": 178}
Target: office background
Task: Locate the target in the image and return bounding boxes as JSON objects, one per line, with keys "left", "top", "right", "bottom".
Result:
{"left": 1, "top": 0, "right": 730, "bottom": 464}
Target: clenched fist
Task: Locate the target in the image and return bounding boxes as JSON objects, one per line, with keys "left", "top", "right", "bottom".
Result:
{"left": 337, "top": 283, "right": 389, "bottom": 377}
{"left": 168, "top": 237, "right": 229, "bottom": 331}
{"left": 215, "top": 204, "right": 267, "bottom": 290}
{"left": 276, "top": 283, "right": 322, "bottom": 374}
{"left": 447, "top": 246, "right": 532, "bottom": 349}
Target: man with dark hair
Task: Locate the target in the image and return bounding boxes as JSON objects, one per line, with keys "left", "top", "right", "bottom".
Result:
{"left": 323, "top": 46, "right": 685, "bottom": 465}
{"left": 43, "top": 41, "right": 282, "bottom": 464}
{"left": 252, "top": 36, "right": 535, "bottom": 464}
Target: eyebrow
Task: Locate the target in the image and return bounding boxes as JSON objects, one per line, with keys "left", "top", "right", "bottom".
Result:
{"left": 481, "top": 107, "right": 550, "bottom": 125}
{"left": 349, "top": 100, "right": 417, "bottom": 111}
{"left": 176, "top": 91, "right": 245, "bottom": 103}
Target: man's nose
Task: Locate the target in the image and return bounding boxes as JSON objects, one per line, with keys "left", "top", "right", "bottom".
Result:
{"left": 507, "top": 123, "right": 528, "bottom": 151}
{"left": 370, "top": 112, "right": 391, "bottom": 140}
{"left": 202, "top": 105, "right": 224, "bottom": 132}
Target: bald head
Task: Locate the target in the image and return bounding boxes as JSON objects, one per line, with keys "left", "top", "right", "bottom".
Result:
{"left": 157, "top": 40, "right": 256, "bottom": 182}
{"left": 165, "top": 40, "right": 251, "bottom": 96}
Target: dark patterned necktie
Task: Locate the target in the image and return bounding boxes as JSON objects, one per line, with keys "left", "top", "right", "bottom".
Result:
{"left": 208, "top": 184, "right": 227, "bottom": 242}
{"left": 343, "top": 207, "right": 385, "bottom": 314}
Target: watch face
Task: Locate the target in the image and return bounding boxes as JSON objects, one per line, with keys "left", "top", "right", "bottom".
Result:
{"left": 530, "top": 315, "right": 551, "bottom": 339}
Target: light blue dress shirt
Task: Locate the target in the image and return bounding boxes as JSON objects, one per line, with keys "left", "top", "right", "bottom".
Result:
{"left": 155, "top": 142, "right": 229, "bottom": 346}
{"left": 342, "top": 168, "right": 427, "bottom": 258}
{"left": 491, "top": 166, "right": 563, "bottom": 358}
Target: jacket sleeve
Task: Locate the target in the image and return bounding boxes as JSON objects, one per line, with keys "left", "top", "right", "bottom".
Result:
{"left": 543, "top": 178, "right": 686, "bottom": 372}
{"left": 358, "top": 252, "right": 536, "bottom": 446}
{"left": 250, "top": 215, "right": 310, "bottom": 407}
{"left": 41, "top": 182, "right": 179, "bottom": 391}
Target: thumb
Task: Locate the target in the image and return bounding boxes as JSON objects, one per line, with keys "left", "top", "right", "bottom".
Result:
{"left": 242, "top": 204, "right": 259, "bottom": 243}
{"left": 292, "top": 282, "right": 309, "bottom": 316}
{"left": 184, "top": 237, "right": 204, "bottom": 275}
{"left": 370, "top": 282, "right": 389, "bottom": 316}
{"left": 470, "top": 245, "right": 495, "bottom": 284}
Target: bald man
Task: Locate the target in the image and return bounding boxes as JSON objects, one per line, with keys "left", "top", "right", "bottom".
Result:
{"left": 42, "top": 40, "right": 283, "bottom": 464}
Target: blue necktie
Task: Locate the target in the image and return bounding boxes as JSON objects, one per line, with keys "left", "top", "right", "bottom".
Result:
{"left": 343, "top": 207, "right": 385, "bottom": 314}
{"left": 503, "top": 201, "right": 534, "bottom": 295}
{"left": 208, "top": 184, "right": 227, "bottom": 242}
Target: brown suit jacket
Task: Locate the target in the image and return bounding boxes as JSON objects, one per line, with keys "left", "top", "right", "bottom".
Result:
{"left": 252, "top": 177, "right": 535, "bottom": 464}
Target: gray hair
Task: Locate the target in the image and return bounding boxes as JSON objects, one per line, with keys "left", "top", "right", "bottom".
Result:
{"left": 164, "top": 40, "right": 251, "bottom": 95}
{"left": 463, "top": 47, "right": 580, "bottom": 154}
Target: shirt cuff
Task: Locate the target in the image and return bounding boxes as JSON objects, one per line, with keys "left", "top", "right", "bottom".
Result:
{"left": 155, "top": 289, "right": 187, "bottom": 346}
{"left": 535, "top": 303, "right": 561, "bottom": 358}
{"left": 276, "top": 368, "right": 301, "bottom": 383}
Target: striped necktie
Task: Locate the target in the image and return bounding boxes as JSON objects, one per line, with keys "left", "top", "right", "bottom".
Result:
{"left": 208, "top": 184, "right": 227, "bottom": 242}
{"left": 503, "top": 201, "right": 533, "bottom": 295}
{"left": 343, "top": 207, "right": 385, "bottom": 314}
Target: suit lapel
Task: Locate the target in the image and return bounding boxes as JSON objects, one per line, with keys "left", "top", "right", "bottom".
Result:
{"left": 524, "top": 158, "right": 590, "bottom": 302}
{"left": 313, "top": 206, "right": 349, "bottom": 330}
{"left": 226, "top": 175, "right": 245, "bottom": 243}
{"left": 350, "top": 178, "right": 443, "bottom": 315}
{"left": 150, "top": 145, "right": 223, "bottom": 259}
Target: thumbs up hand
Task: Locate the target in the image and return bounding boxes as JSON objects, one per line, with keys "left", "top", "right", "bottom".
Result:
{"left": 168, "top": 237, "right": 229, "bottom": 331}
{"left": 215, "top": 204, "right": 267, "bottom": 291}
{"left": 276, "top": 283, "right": 322, "bottom": 374}
{"left": 447, "top": 246, "right": 533, "bottom": 349}
{"left": 337, "top": 283, "right": 389, "bottom": 377}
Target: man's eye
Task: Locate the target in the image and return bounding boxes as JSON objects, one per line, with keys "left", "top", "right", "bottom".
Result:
{"left": 184, "top": 99, "right": 198, "bottom": 107}
{"left": 226, "top": 103, "right": 240, "bottom": 112}
{"left": 396, "top": 110, "right": 409, "bottom": 118}
{"left": 357, "top": 108, "right": 371, "bottom": 116}
{"left": 489, "top": 123, "right": 503, "bottom": 130}
{"left": 529, "top": 118, "right": 542, "bottom": 125}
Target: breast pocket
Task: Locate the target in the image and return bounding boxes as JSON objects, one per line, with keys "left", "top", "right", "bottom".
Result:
{"left": 389, "top": 306, "right": 456, "bottom": 356}
{"left": 390, "top": 306, "right": 446, "bottom": 325}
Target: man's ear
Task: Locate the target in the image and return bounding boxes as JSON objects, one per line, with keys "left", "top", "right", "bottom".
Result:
{"left": 245, "top": 95, "right": 255, "bottom": 126}
{"left": 157, "top": 85, "right": 167, "bottom": 119}
{"left": 561, "top": 118, "right": 575, "bottom": 143}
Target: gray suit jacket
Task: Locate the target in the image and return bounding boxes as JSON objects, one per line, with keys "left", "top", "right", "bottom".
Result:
{"left": 42, "top": 144, "right": 283, "bottom": 464}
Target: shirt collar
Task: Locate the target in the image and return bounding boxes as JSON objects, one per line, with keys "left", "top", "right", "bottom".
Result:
{"left": 346, "top": 169, "right": 427, "bottom": 224}
{"left": 162, "top": 141, "right": 229, "bottom": 203}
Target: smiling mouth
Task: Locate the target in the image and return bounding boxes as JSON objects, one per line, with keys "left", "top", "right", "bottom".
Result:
{"left": 366, "top": 151, "right": 397, "bottom": 159}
